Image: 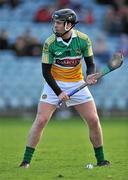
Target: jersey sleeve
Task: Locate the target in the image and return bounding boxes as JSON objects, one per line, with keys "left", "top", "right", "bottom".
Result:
{"left": 82, "top": 37, "right": 93, "bottom": 57}
{"left": 42, "top": 41, "right": 54, "bottom": 64}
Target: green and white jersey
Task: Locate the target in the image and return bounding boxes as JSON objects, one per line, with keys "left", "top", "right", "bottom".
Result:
{"left": 42, "top": 29, "right": 93, "bottom": 82}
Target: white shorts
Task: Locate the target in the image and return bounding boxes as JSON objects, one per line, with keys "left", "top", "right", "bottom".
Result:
{"left": 40, "top": 80, "right": 93, "bottom": 107}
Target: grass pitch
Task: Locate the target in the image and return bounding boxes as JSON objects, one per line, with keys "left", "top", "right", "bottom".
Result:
{"left": 0, "top": 116, "right": 128, "bottom": 180}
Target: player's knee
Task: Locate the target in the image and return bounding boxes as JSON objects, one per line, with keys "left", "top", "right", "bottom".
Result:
{"left": 37, "top": 113, "right": 48, "bottom": 129}
{"left": 88, "top": 115, "right": 100, "bottom": 128}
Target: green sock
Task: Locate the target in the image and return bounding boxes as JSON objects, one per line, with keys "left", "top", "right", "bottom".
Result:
{"left": 23, "top": 146, "right": 35, "bottom": 163}
{"left": 94, "top": 146, "right": 104, "bottom": 163}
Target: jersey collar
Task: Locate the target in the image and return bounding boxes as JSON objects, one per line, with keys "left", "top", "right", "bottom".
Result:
{"left": 57, "top": 29, "right": 77, "bottom": 46}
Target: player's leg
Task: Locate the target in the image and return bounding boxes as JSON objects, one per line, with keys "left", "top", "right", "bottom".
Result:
{"left": 74, "top": 100, "right": 110, "bottom": 166}
{"left": 75, "top": 100, "right": 103, "bottom": 147}
{"left": 27, "top": 102, "right": 56, "bottom": 147}
{"left": 19, "top": 102, "right": 56, "bottom": 168}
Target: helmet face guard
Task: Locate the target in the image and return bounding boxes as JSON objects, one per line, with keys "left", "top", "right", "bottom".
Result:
{"left": 52, "top": 9, "right": 78, "bottom": 37}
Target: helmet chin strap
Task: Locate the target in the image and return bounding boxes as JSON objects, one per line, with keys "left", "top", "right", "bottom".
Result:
{"left": 53, "top": 21, "right": 77, "bottom": 37}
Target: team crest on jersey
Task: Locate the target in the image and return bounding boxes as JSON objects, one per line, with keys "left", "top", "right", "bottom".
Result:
{"left": 42, "top": 94, "right": 47, "bottom": 99}
{"left": 87, "top": 38, "right": 92, "bottom": 47}
{"left": 43, "top": 43, "right": 48, "bottom": 52}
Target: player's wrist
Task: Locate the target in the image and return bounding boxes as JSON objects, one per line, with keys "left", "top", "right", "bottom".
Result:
{"left": 56, "top": 89, "right": 63, "bottom": 96}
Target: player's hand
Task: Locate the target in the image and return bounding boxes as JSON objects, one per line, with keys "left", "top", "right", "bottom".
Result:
{"left": 58, "top": 91, "right": 70, "bottom": 101}
{"left": 86, "top": 73, "right": 100, "bottom": 85}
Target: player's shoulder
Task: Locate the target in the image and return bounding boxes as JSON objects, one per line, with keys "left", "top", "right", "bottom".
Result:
{"left": 75, "top": 30, "right": 89, "bottom": 41}
{"left": 45, "top": 34, "right": 56, "bottom": 46}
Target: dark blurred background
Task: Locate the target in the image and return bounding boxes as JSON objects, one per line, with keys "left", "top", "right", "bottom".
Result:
{"left": 0, "top": 0, "right": 128, "bottom": 118}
